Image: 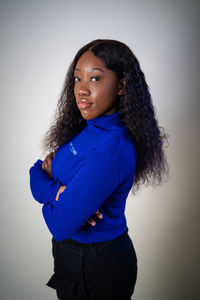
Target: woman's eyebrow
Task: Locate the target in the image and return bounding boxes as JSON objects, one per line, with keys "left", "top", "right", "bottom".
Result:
{"left": 75, "top": 67, "right": 105, "bottom": 73}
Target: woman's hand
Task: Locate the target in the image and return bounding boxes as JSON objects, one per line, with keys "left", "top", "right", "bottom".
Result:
{"left": 42, "top": 151, "right": 56, "bottom": 179}
{"left": 55, "top": 185, "right": 66, "bottom": 201}
{"left": 83, "top": 209, "right": 103, "bottom": 226}
{"left": 55, "top": 185, "right": 103, "bottom": 226}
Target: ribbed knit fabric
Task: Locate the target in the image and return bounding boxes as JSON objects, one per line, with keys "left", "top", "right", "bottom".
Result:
{"left": 29, "top": 111, "right": 137, "bottom": 243}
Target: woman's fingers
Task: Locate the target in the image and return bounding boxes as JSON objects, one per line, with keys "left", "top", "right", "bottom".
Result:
{"left": 42, "top": 151, "right": 55, "bottom": 168}
{"left": 42, "top": 161, "right": 45, "bottom": 170}
{"left": 82, "top": 219, "right": 96, "bottom": 226}
{"left": 95, "top": 210, "right": 103, "bottom": 219}
{"left": 42, "top": 159, "right": 47, "bottom": 170}
{"left": 46, "top": 155, "right": 52, "bottom": 172}
{"left": 59, "top": 185, "right": 67, "bottom": 193}
{"left": 55, "top": 185, "right": 67, "bottom": 201}
{"left": 42, "top": 152, "right": 55, "bottom": 179}
{"left": 87, "top": 218, "right": 96, "bottom": 226}
{"left": 85, "top": 210, "right": 104, "bottom": 226}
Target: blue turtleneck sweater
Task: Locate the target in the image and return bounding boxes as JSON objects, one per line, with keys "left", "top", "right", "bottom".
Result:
{"left": 29, "top": 111, "right": 137, "bottom": 243}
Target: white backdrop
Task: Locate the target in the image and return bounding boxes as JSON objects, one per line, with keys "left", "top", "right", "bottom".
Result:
{"left": 0, "top": 0, "right": 199, "bottom": 299}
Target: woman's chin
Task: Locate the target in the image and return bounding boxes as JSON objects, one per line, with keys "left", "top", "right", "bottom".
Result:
{"left": 79, "top": 109, "right": 97, "bottom": 120}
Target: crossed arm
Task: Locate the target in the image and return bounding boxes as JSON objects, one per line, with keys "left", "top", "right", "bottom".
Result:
{"left": 41, "top": 151, "right": 103, "bottom": 226}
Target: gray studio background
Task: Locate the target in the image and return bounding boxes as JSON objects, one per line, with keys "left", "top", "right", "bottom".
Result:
{"left": 1, "top": 0, "right": 199, "bottom": 299}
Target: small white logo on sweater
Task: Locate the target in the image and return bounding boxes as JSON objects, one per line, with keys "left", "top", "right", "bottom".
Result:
{"left": 69, "top": 142, "right": 78, "bottom": 155}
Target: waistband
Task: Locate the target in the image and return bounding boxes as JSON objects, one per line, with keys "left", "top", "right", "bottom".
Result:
{"left": 54, "top": 228, "right": 129, "bottom": 250}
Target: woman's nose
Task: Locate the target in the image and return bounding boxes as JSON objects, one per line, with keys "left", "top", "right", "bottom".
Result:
{"left": 78, "top": 82, "right": 90, "bottom": 96}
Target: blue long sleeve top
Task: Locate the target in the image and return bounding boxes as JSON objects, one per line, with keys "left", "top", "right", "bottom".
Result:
{"left": 29, "top": 111, "right": 137, "bottom": 243}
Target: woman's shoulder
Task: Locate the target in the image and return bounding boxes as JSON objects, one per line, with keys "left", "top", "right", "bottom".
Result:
{"left": 90, "top": 132, "right": 137, "bottom": 162}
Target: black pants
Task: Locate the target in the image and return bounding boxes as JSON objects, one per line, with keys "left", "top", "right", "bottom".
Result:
{"left": 46, "top": 228, "right": 137, "bottom": 300}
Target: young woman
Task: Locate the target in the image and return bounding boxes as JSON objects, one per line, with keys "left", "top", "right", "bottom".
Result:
{"left": 29, "top": 39, "right": 168, "bottom": 300}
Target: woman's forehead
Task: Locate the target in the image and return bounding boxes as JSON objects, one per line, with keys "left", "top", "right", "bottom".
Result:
{"left": 76, "top": 51, "right": 106, "bottom": 69}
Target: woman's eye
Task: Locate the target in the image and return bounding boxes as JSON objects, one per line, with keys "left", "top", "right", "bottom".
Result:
{"left": 74, "top": 76, "right": 100, "bottom": 82}
{"left": 91, "top": 76, "right": 100, "bottom": 82}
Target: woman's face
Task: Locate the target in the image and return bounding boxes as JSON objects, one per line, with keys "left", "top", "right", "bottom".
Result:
{"left": 74, "top": 50, "right": 122, "bottom": 120}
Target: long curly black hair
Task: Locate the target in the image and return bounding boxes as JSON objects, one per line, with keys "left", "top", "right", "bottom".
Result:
{"left": 42, "top": 39, "right": 169, "bottom": 194}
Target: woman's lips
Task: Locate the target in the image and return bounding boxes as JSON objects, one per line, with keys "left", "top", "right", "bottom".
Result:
{"left": 77, "top": 102, "right": 93, "bottom": 109}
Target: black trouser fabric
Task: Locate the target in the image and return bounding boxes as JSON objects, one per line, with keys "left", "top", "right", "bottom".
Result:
{"left": 46, "top": 228, "right": 137, "bottom": 300}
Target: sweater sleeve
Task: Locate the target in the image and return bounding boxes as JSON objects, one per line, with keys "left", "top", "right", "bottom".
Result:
{"left": 29, "top": 159, "right": 60, "bottom": 204}
{"left": 42, "top": 151, "right": 120, "bottom": 241}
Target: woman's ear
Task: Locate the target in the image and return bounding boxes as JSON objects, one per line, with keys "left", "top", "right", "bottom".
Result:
{"left": 117, "top": 79, "right": 126, "bottom": 95}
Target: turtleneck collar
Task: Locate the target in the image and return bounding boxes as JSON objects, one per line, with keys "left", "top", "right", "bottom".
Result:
{"left": 86, "top": 111, "right": 128, "bottom": 132}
